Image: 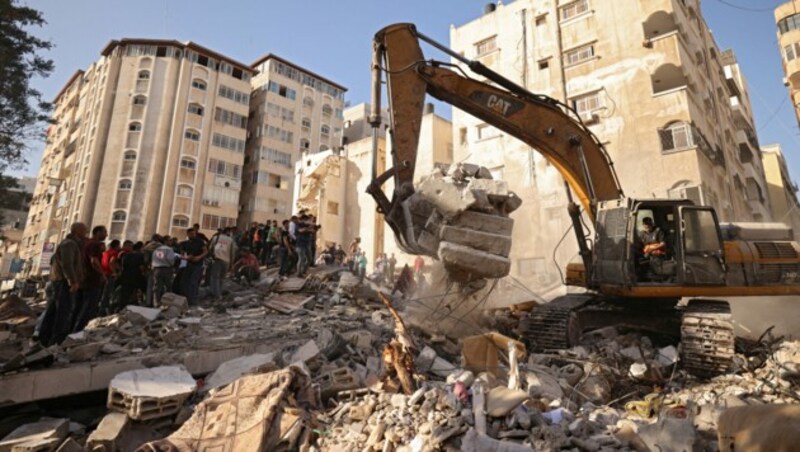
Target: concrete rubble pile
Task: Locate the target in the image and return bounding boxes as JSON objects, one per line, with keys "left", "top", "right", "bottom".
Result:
{"left": 2, "top": 268, "right": 800, "bottom": 451}
{"left": 404, "top": 163, "right": 522, "bottom": 281}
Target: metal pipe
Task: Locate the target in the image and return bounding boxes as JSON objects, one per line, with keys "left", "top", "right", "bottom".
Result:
{"left": 369, "top": 42, "right": 384, "bottom": 181}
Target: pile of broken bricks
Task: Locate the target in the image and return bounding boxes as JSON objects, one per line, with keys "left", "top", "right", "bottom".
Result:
{"left": 2, "top": 266, "right": 800, "bottom": 451}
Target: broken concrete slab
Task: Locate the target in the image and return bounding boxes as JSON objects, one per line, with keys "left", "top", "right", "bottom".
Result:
{"left": 263, "top": 294, "right": 314, "bottom": 314}
{"left": 204, "top": 353, "right": 277, "bottom": 391}
{"left": 290, "top": 340, "right": 320, "bottom": 364}
{"left": 159, "top": 293, "right": 188, "bottom": 312}
{"left": 461, "top": 428, "right": 533, "bottom": 452}
{"left": 439, "top": 225, "right": 512, "bottom": 257}
{"left": 0, "top": 418, "right": 69, "bottom": 452}
{"left": 54, "top": 438, "right": 84, "bottom": 452}
{"left": 124, "top": 305, "right": 161, "bottom": 324}
{"left": 66, "top": 342, "right": 103, "bottom": 363}
{"left": 638, "top": 417, "right": 696, "bottom": 452}
{"left": 108, "top": 365, "right": 196, "bottom": 421}
{"left": 438, "top": 242, "right": 511, "bottom": 279}
{"left": 452, "top": 210, "right": 514, "bottom": 235}
{"left": 86, "top": 412, "right": 129, "bottom": 452}
{"left": 416, "top": 173, "right": 477, "bottom": 220}
{"left": 485, "top": 387, "right": 530, "bottom": 417}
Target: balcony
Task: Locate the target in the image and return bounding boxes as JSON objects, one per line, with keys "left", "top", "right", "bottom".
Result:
{"left": 186, "top": 113, "right": 203, "bottom": 129}
{"left": 722, "top": 66, "right": 741, "bottom": 97}
{"left": 182, "top": 140, "right": 199, "bottom": 157}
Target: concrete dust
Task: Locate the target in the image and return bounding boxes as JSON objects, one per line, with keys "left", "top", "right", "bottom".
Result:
{"left": 727, "top": 296, "right": 800, "bottom": 339}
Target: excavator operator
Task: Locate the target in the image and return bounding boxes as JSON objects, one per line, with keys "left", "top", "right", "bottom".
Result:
{"left": 638, "top": 217, "right": 669, "bottom": 281}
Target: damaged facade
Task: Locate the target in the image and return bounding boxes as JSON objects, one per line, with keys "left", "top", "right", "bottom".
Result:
{"left": 450, "top": 0, "right": 773, "bottom": 296}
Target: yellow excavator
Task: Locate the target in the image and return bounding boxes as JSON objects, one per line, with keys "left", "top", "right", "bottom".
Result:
{"left": 366, "top": 24, "right": 800, "bottom": 376}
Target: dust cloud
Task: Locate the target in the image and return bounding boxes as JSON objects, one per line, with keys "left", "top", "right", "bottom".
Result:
{"left": 727, "top": 296, "right": 800, "bottom": 339}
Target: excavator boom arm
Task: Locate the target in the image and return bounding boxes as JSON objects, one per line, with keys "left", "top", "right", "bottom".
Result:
{"left": 371, "top": 23, "right": 623, "bottom": 221}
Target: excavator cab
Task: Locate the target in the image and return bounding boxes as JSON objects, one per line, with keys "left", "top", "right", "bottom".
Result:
{"left": 592, "top": 198, "right": 727, "bottom": 289}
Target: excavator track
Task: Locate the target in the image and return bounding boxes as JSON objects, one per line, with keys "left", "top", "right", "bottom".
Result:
{"left": 680, "top": 299, "right": 735, "bottom": 378}
{"left": 520, "top": 296, "right": 590, "bottom": 351}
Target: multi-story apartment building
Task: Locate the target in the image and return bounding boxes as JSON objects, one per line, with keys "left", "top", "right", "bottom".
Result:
{"left": 762, "top": 144, "right": 800, "bottom": 236}
{"left": 776, "top": 1, "right": 800, "bottom": 126}
{"left": 450, "top": 0, "right": 771, "bottom": 296}
{"left": 239, "top": 55, "right": 346, "bottom": 226}
{"left": 21, "top": 39, "right": 254, "bottom": 275}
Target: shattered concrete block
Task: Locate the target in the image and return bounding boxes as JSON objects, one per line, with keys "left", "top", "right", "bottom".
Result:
{"left": 341, "top": 330, "right": 373, "bottom": 351}
{"left": 638, "top": 417, "right": 696, "bottom": 452}
{"left": 204, "top": 353, "right": 277, "bottom": 391}
{"left": 461, "top": 428, "right": 533, "bottom": 452}
{"left": 316, "top": 367, "right": 361, "bottom": 400}
{"left": 108, "top": 365, "right": 196, "bottom": 421}
{"left": 466, "top": 178, "right": 509, "bottom": 197}
{"left": 439, "top": 225, "right": 512, "bottom": 257}
{"left": 416, "top": 230, "right": 441, "bottom": 255}
{"left": 416, "top": 173, "right": 477, "bottom": 220}
{"left": 66, "top": 342, "right": 103, "bottom": 363}
{"left": 124, "top": 305, "right": 161, "bottom": 324}
{"left": 86, "top": 412, "right": 129, "bottom": 452}
{"left": 159, "top": 293, "right": 188, "bottom": 312}
{"left": 438, "top": 242, "right": 511, "bottom": 279}
{"left": 0, "top": 418, "right": 69, "bottom": 452}
{"left": 54, "top": 438, "right": 83, "bottom": 452}
{"left": 290, "top": 340, "right": 320, "bottom": 364}
{"left": 414, "top": 346, "right": 454, "bottom": 378}
{"left": 525, "top": 367, "right": 564, "bottom": 402}
{"left": 452, "top": 210, "right": 514, "bottom": 235}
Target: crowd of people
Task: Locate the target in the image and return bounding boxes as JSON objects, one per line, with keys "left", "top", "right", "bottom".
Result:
{"left": 35, "top": 212, "right": 432, "bottom": 347}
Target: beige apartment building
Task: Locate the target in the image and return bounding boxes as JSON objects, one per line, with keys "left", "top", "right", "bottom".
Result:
{"left": 21, "top": 39, "right": 254, "bottom": 275}
{"left": 762, "top": 144, "right": 800, "bottom": 235}
{"left": 776, "top": 1, "right": 800, "bottom": 125}
{"left": 450, "top": 0, "right": 771, "bottom": 296}
{"left": 239, "top": 55, "right": 346, "bottom": 227}
{"left": 292, "top": 103, "right": 453, "bottom": 264}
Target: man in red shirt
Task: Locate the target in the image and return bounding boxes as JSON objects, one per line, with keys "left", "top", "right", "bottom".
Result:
{"left": 99, "top": 239, "right": 121, "bottom": 316}
{"left": 72, "top": 225, "right": 107, "bottom": 332}
{"left": 232, "top": 247, "right": 260, "bottom": 285}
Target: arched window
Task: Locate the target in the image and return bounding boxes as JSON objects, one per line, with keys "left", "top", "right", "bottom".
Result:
{"left": 118, "top": 179, "right": 132, "bottom": 190}
{"left": 191, "top": 79, "right": 207, "bottom": 90}
{"left": 184, "top": 129, "right": 200, "bottom": 141}
{"left": 112, "top": 211, "right": 127, "bottom": 222}
{"left": 177, "top": 184, "right": 193, "bottom": 198}
{"left": 300, "top": 138, "right": 310, "bottom": 150}
{"left": 124, "top": 150, "right": 137, "bottom": 161}
{"left": 188, "top": 103, "right": 204, "bottom": 115}
{"left": 303, "top": 96, "right": 314, "bottom": 107}
{"left": 642, "top": 11, "right": 677, "bottom": 41}
{"left": 321, "top": 125, "right": 331, "bottom": 135}
{"left": 128, "top": 122, "right": 142, "bottom": 132}
{"left": 172, "top": 215, "right": 189, "bottom": 227}
{"left": 322, "top": 104, "right": 333, "bottom": 116}
{"left": 137, "top": 70, "right": 150, "bottom": 80}
{"left": 658, "top": 121, "right": 695, "bottom": 152}
{"left": 651, "top": 64, "right": 687, "bottom": 94}
{"left": 180, "top": 158, "right": 196, "bottom": 170}
{"left": 302, "top": 117, "right": 312, "bottom": 129}
{"left": 133, "top": 95, "right": 147, "bottom": 106}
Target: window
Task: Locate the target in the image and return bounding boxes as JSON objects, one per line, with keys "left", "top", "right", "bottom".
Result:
{"left": 476, "top": 123, "right": 500, "bottom": 140}
{"left": 564, "top": 44, "right": 595, "bottom": 66}
{"left": 300, "top": 138, "right": 310, "bottom": 150}
{"left": 259, "top": 147, "right": 292, "bottom": 167}
{"left": 177, "top": 185, "right": 193, "bottom": 198}
{"left": 538, "top": 60, "right": 549, "bottom": 70}
{"left": 268, "top": 59, "right": 344, "bottom": 100}
{"left": 572, "top": 91, "right": 603, "bottom": 114}
{"left": 778, "top": 13, "right": 800, "bottom": 35}
{"left": 188, "top": 104, "right": 204, "bottom": 115}
{"left": 207, "top": 158, "right": 242, "bottom": 179}
{"left": 659, "top": 122, "right": 695, "bottom": 152}
{"left": 118, "top": 179, "right": 132, "bottom": 190}
{"left": 128, "top": 122, "right": 142, "bottom": 132}
{"left": 133, "top": 95, "right": 147, "bottom": 106}
{"left": 124, "top": 151, "right": 137, "bottom": 161}
{"left": 201, "top": 214, "right": 236, "bottom": 230}
{"left": 683, "top": 209, "right": 721, "bottom": 253}
{"left": 214, "top": 107, "right": 247, "bottom": 128}
{"left": 180, "top": 158, "right": 196, "bottom": 170}
{"left": 218, "top": 85, "right": 249, "bottom": 105}
{"left": 191, "top": 79, "right": 206, "bottom": 90}
{"left": 112, "top": 211, "right": 126, "bottom": 222}
{"left": 172, "top": 216, "right": 189, "bottom": 228}
{"left": 560, "top": 0, "right": 589, "bottom": 21}
{"left": 265, "top": 125, "right": 294, "bottom": 144}
{"left": 474, "top": 36, "right": 497, "bottom": 57}
{"left": 322, "top": 104, "right": 333, "bottom": 117}
{"left": 252, "top": 171, "right": 289, "bottom": 189}
{"left": 321, "top": 125, "right": 331, "bottom": 135}
{"left": 137, "top": 70, "right": 150, "bottom": 80}
{"left": 184, "top": 129, "right": 200, "bottom": 141}
{"left": 265, "top": 102, "right": 295, "bottom": 122}
{"left": 211, "top": 133, "right": 246, "bottom": 153}
{"left": 785, "top": 42, "right": 800, "bottom": 62}
{"left": 303, "top": 96, "right": 314, "bottom": 107}
{"left": 266, "top": 81, "right": 296, "bottom": 100}
{"left": 302, "top": 117, "right": 312, "bottom": 129}
{"left": 327, "top": 201, "right": 339, "bottom": 215}
{"left": 536, "top": 16, "right": 547, "bottom": 26}
{"left": 459, "top": 127, "right": 468, "bottom": 145}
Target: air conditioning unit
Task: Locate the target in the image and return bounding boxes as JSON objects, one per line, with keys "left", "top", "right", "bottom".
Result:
{"left": 579, "top": 111, "right": 599, "bottom": 124}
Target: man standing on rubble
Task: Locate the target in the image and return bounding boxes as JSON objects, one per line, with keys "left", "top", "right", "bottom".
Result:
{"left": 278, "top": 219, "right": 296, "bottom": 278}
{"left": 208, "top": 227, "right": 236, "bottom": 300}
{"left": 99, "top": 239, "right": 120, "bottom": 315}
{"left": 72, "top": 225, "right": 108, "bottom": 332}
{"left": 178, "top": 228, "right": 208, "bottom": 305}
{"left": 295, "top": 214, "right": 314, "bottom": 278}
{"left": 387, "top": 253, "right": 397, "bottom": 283}
{"left": 39, "top": 222, "right": 87, "bottom": 346}
{"left": 151, "top": 236, "right": 178, "bottom": 306}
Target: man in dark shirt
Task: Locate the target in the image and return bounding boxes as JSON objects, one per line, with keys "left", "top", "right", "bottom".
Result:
{"left": 72, "top": 225, "right": 107, "bottom": 332}
{"left": 117, "top": 242, "right": 146, "bottom": 307}
{"left": 179, "top": 228, "right": 208, "bottom": 305}
{"left": 640, "top": 217, "right": 666, "bottom": 257}
{"left": 295, "top": 215, "right": 314, "bottom": 278}
{"left": 278, "top": 220, "right": 296, "bottom": 278}
{"left": 193, "top": 223, "right": 210, "bottom": 245}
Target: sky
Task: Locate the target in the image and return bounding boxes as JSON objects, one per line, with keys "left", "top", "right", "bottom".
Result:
{"left": 13, "top": 0, "right": 800, "bottom": 185}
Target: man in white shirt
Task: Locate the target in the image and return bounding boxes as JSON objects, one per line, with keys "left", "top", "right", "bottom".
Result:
{"left": 151, "top": 237, "right": 178, "bottom": 306}
{"left": 208, "top": 227, "right": 237, "bottom": 299}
